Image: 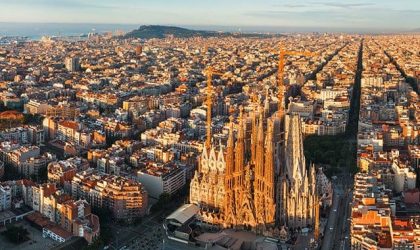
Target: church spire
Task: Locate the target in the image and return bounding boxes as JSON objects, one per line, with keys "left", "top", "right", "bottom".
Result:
{"left": 224, "top": 115, "right": 237, "bottom": 227}
{"left": 251, "top": 111, "right": 257, "bottom": 164}
{"left": 238, "top": 106, "right": 245, "bottom": 139}
{"left": 234, "top": 106, "right": 245, "bottom": 175}
{"left": 264, "top": 118, "right": 275, "bottom": 186}
{"left": 226, "top": 115, "right": 235, "bottom": 176}
{"left": 264, "top": 88, "right": 270, "bottom": 118}
{"left": 255, "top": 105, "right": 265, "bottom": 178}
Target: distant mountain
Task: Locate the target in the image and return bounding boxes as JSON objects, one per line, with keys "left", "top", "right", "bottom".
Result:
{"left": 411, "top": 28, "right": 420, "bottom": 32}
{"left": 124, "top": 25, "right": 282, "bottom": 39}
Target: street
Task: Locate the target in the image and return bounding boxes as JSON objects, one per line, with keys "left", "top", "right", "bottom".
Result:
{"left": 108, "top": 196, "right": 186, "bottom": 250}
{"left": 321, "top": 173, "right": 353, "bottom": 250}
{"left": 108, "top": 210, "right": 165, "bottom": 250}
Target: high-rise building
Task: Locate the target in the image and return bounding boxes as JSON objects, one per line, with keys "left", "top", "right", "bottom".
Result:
{"left": 0, "top": 185, "right": 11, "bottom": 211}
{"left": 65, "top": 57, "right": 80, "bottom": 72}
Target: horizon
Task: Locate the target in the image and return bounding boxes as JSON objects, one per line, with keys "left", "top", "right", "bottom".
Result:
{"left": 0, "top": 0, "right": 419, "bottom": 35}
{"left": 0, "top": 22, "right": 418, "bottom": 38}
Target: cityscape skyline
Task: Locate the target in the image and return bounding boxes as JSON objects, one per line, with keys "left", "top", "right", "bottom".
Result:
{"left": 0, "top": 1, "right": 419, "bottom": 250}
{"left": 0, "top": 0, "right": 419, "bottom": 32}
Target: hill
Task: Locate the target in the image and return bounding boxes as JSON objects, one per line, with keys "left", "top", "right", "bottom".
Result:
{"left": 124, "top": 25, "right": 282, "bottom": 39}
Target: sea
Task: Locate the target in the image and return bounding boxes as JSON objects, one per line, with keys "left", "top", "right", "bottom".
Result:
{"left": 0, "top": 22, "right": 139, "bottom": 40}
{"left": 0, "top": 22, "right": 403, "bottom": 40}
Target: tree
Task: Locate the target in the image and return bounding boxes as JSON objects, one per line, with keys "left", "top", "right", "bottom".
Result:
{"left": 1, "top": 225, "right": 29, "bottom": 244}
{"left": 82, "top": 238, "right": 102, "bottom": 250}
{"left": 303, "top": 134, "right": 356, "bottom": 178}
{"left": 23, "top": 114, "right": 43, "bottom": 125}
{"left": 91, "top": 207, "right": 113, "bottom": 246}
{"left": 151, "top": 192, "right": 171, "bottom": 212}
{"left": 3, "top": 164, "right": 24, "bottom": 181}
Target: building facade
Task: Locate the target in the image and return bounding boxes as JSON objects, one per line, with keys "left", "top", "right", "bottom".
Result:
{"left": 190, "top": 106, "right": 318, "bottom": 236}
{"left": 71, "top": 169, "right": 148, "bottom": 220}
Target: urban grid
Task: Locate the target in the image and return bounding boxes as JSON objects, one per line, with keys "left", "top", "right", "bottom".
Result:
{"left": 0, "top": 1, "right": 419, "bottom": 250}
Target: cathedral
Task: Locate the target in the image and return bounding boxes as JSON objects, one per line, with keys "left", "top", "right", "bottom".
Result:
{"left": 280, "top": 114, "right": 317, "bottom": 229}
{"left": 190, "top": 98, "right": 318, "bottom": 236}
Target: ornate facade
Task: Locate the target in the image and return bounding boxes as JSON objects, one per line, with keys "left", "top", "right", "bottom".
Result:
{"left": 190, "top": 102, "right": 318, "bottom": 235}
{"left": 280, "top": 114, "right": 317, "bottom": 229}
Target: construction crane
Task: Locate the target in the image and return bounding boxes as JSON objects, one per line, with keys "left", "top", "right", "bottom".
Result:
{"left": 204, "top": 66, "right": 223, "bottom": 151}
{"left": 272, "top": 46, "right": 316, "bottom": 118}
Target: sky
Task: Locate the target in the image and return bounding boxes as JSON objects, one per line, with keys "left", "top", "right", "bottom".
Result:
{"left": 0, "top": 0, "right": 419, "bottom": 32}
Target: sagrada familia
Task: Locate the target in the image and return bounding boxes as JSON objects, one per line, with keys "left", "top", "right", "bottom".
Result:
{"left": 190, "top": 96, "right": 318, "bottom": 237}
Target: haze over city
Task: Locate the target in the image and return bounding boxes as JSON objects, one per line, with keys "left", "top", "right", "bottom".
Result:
{"left": 0, "top": 0, "right": 419, "bottom": 33}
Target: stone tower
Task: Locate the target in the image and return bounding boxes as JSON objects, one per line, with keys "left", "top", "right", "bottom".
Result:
{"left": 280, "top": 113, "right": 317, "bottom": 229}
{"left": 190, "top": 102, "right": 317, "bottom": 235}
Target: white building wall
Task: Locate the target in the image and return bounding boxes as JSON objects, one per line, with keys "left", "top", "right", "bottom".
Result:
{"left": 137, "top": 172, "right": 163, "bottom": 199}
{"left": 163, "top": 169, "right": 186, "bottom": 196}
{"left": 0, "top": 186, "right": 12, "bottom": 211}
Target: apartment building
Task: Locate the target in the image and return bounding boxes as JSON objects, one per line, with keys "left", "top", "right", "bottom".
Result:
{"left": 71, "top": 169, "right": 148, "bottom": 220}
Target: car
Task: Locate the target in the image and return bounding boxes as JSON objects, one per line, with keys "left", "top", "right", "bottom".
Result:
{"left": 330, "top": 227, "right": 334, "bottom": 230}
{"left": 333, "top": 209, "right": 337, "bottom": 212}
